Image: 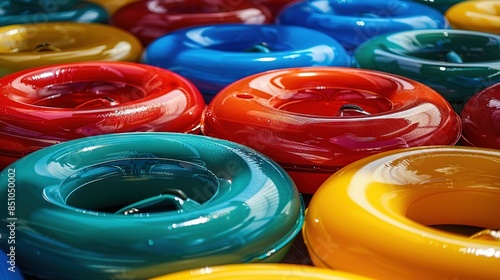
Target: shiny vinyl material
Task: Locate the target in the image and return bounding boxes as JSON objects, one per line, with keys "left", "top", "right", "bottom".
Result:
{"left": 0, "top": 0, "right": 108, "bottom": 26}
{"left": 305, "top": 146, "right": 500, "bottom": 279}
{"left": 446, "top": 0, "right": 500, "bottom": 34}
{"left": 150, "top": 264, "right": 375, "bottom": 280}
{"left": 461, "top": 82, "right": 500, "bottom": 149}
{"left": 0, "top": 62, "right": 205, "bottom": 169}
{"left": 0, "top": 22, "right": 143, "bottom": 77}
{"left": 0, "top": 132, "right": 304, "bottom": 279}
{"left": 276, "top": 0, "right": 449, "bottom": 52}
{"left": 202, "top": 67, "right": 461, "bottom": 194}
{"left": 354, "top": 29, "right": 500, "bottom": 111}
{"left": 143, "top": 24, "right": 351, "bottom": 101}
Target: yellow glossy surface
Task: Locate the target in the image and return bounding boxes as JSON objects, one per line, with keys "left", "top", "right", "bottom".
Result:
{"left": 0, "top": 22, "right": 142, "bottom": 77}
{"left": 87, "top": 0, "right": 140, "bottom": 14}
{"left": 446, "top": 0, "right": 500, "bottom": 34}
{"left": 150, "top": 264, "right": 375, "bottom": 279}
{"left": 305, "top": 146, "right": 500, "bottom": 279}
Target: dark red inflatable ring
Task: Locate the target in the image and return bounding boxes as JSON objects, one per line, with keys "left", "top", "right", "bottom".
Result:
{"left": 0, "top": 61, "right": 205, "bottom": 169}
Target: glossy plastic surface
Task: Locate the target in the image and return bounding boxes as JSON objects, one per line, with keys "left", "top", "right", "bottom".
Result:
{"left": 151, "top": 264, "right": 375, "bottom": 280}
{"left": 112, "top": 0, "right": 273, "bottom": 46}
{"left": 86, "top": 0, "right": 140, "bottom": 14}
{"left": 305, "top": 146, "right": 500, "bottom": 279}
{"left": 0, "top": 22, "right": 142, "bottom": 77}
{"left": 446, "top": 0, "right": 500, "bottom": 34}
{"left": 143, "top": 24, "right": 350, "bottom": 101}
{"left": 461, "top": 83, "right": 500, "bottom": 149}
{"left": 0, "top": 0, "right": 108, "bottom": 26}
{"left": 276, "top": 0, "right": 449, "bottom": 52}
{"left": 0, "top": 132, "right": 304, "bottom": 279}
{"left": 0, "top": 62, "right": 205, "bottom": 169}
{"left": 403, "top": 0, "right": 466, "bottom": 13}
{"left": 0, "top": 250, "right": 24, "bottom": 280}
{"left": 354, "top": 29, "right": 500, "bottom": 112}
{"left": 250, "top": 0, "right": 298, "bottom": 14}
{"left": 202, "top": 67, "right": 461, "bottom": 194}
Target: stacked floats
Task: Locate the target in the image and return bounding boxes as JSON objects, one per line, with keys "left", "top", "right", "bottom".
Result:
{"left": 0, "top": 0, "right": 499, "bottom": 279}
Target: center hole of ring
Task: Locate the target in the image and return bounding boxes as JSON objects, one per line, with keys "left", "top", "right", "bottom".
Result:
{"left": 268, "top": 88, "right": 393, "bottom": 117}
{"left": 59, "top": 158, "right": 220, "bottom": 213}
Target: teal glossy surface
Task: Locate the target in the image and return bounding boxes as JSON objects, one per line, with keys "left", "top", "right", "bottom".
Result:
{"left": 354, "top": 29, "right": 500, "bottom": 111}
{"left": 0, "top": 0, "right": 108, "bottom": 26}
{"left": 403, "top": 0, "right": 465, "bottom": 12}
{"left": 0, "top": 133, "right": 304, "bottom": 279}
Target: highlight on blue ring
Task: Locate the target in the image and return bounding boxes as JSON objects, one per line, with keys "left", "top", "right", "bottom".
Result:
{"left": 141, "top": 23, "right": 351, "bottom": 102}
{"left": 0, "top": 132, "right": 304, "bottom": 280}
{"left": 275, "top": 0, "right": 449, "bottom": 53}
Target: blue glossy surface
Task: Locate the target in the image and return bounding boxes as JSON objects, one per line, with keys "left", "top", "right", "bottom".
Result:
{"left": 0, "top": 250, "right": 24, "bottom": 280}
{"left": 0, "top": 0, "right": 108, "bottom": 26}
{"left": 0, "top": 132, "right": 303, "bottom": 279}
{"left": 276, "top": 0, "right": 449, "bottom": 52}
{"left": 142, "top": 24, "right": 351, "bottom": 101}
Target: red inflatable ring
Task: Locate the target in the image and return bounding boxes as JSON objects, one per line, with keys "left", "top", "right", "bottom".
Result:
{"left": 0, "top": 61, "right": 205, "bottom": 169}
{"left": 202, "top": 67, "right": 462, "bottom": 194}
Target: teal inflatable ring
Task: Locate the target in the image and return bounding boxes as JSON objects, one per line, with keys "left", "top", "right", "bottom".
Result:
{"left": 0, "top": 132, "right": 304, "bottom": 280}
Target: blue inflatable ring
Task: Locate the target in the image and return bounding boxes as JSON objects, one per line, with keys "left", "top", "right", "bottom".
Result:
{"left": 0, "top": 132, "right": 304, "bottom": 280}
{"left": 142, "top": 23, "right": 350, "bottom": 101}
{"left": 0, "top": 250, "right": 24, "bottom": 280}
{"left": 276, "top": 0, "right": 449, "bottom": 53}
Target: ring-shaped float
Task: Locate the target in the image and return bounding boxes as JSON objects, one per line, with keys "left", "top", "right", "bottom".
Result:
{"left": 445, "top": 0, "right": 500, "bottom": 34}
{"left": 150, "top": 264, "right": 374, "bottom": 280}
{"left": 111, "top": 0, "right": 273, "bottom": 46}
{"left": 402, "top": 0, "right": 466, "bottom": 13}
{"left": 0, "top": 250, "right": 24, "bottom": 280}
{"left": 0, "top": 62, "right": 205, "bottom": 169}
{"left": 0, "top": 0, "right": 108, "bottom": 26}
{"left": 86, "top": 0, "right": 140, "bottom": 15}
{"left": 201, "top": 67, "right": 461, "bottom": 194}
{"left": 276, "top": 0, "right": 449, "bottom": 53}
{"left": 304, "top": 146, "right": 500, "bottom": 279}
{"left": 0, "top": 132, "right": 304, "bottom": 279}
{"left": 354, "top": 29, "right": 500, "bottom": 112}
{"left": 0, "top": 22, "right": 142, "bottom": 77}
{"left": 460, "top": 82, "right": 500, "bottom": 149}
{"left": 143, "top": 24, "right": 351, "bottom": 102}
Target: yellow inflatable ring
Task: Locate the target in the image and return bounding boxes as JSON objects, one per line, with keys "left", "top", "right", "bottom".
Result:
{"left": 150, "top": 264, "right": 374, "bottom": 280}
{"left": 0, "top": 22, "right": 142, "bottom": 77}
{"left": 304, "top": 146, "right": 500, "bottom": 279}
{"left": 445, "top": 0, "right": 500, "bottom": 34}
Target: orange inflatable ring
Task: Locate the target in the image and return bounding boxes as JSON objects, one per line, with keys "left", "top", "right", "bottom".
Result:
{"left": 304, "top": 146, "right": 500, "bottom": 279}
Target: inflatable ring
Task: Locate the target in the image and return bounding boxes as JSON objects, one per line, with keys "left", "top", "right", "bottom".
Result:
{"left": 0, "top": 62, "right": 205, "bottom": 169}
{"left": 460, "top": 82, "right": 500, "bottom": 149}
{"left": 86, "top": 0, "right": 140, "bottom": 15}
{"left": 304, "top": 146, "right": 500, "bottom": 279}
{"left": 201, "top": 67, "right": 461, "bottom": 194}
{"left": 0, "top": 132, "right": 304, "bottom": 279}
{"left": 446, "top": 0, "right": 500, "bottom": 34}
{"left": 354, "top": 29, "right": 500, "bottom": 112}
{"left": 0, "top": 250, "right": 24, "bottom": 280}
{"left": 276, "top": 0, "right": 449, "bottom": 53}
{"left": 0, "top": 0, "right": 108, "bottom": 27}
{"left": 111, "top": 0, "right": 273, "bottom": 46}
{"left": 0, "top": 22, "right": 142, "bottom": 77}
{"left": 143, "top": 24, "right": 351, "bottom": 102}
{"left": 250, "top": 0, "right": 299, "bottom": 15}
{"left": 150, "top": 264, "right": 375, "bottom": 280}
{"left": 403, "top": 0, "right": 466, "bottom": 13}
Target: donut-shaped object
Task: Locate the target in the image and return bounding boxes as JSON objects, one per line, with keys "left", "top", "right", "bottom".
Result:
{"left": 151, "top": 264, "right": 375, "bottom": 280}
{"left": 250, "top": 0, "right": 299, "bottom": 15}
{"left": 143, "top": 24, "right": 351, "bottom": 102}
{"left": 304, "top": 146, "right": 500, "bottom": 279}
{"left": 403, "top": 0, "right": 466, "bottom": 13}
{"left": 0, "top": 62, "right": 205, "bottom": 169}
{"left": 86, "top": 0, "right": 140, "bottom": 15}
{"left": 201, "top": 67, "right": 461, "bottom": 194}
{"left": 0, "top": 22, "right": 142, "bottom": 77}
{"left": 0, "top": 250, "right": 24, "bottom": 280}
{"left": 354, "top": 29, "right": 500, "bottom": 112}
{"left": 276, "top": 0, "right": 449, "bottom": 53}
{"left": 0, "top": 132, "right": 304, "bottom": 279}
{"left": 446, "top": 0, "right": 500, "bottom": 34}
{"left": 0, "top": 0, "right": 108, "bottom": 27}
{"left": 460, "top": 83, "right": 500, "bottom": 149}
{"left": 111, "top": 0, "right": 273, "bottom": 46}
